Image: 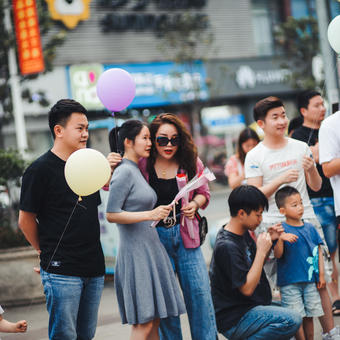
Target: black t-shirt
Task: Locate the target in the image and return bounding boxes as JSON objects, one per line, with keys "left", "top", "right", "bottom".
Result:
{"left": 292, "top": 125, "right": 333, "bottom": 198}
{"left": 209, "top": 228, "right": 271, "bottom": 333}
{"left": 19, "top": 150, "right": 105, "bottom": 277}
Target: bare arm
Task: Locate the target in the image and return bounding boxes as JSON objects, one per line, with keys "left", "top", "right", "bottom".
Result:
{"left": 274, "top": 232, "right": 298, "bottom": 259}
{"left": 0, "top": 317, "right": 27, "bottom": 333}
{"left": 239, "top": 233, "right": 272, "bottom": 296}
{"left": 322, "top": 159, "right": 340, "bottom": 178}
{"left": 274, "top": 238, "right": 284, "bottom": 259}
{"left": 310, "top": 143, "right": 319, "bottom": 164}
{"left": 317, "top": 245, "right": 326, "bottom": 290}
{"left": 106, "top": 205, "right": 172, "bottom": 224}
{"left": 228, "top": 172, "right": 245, "bottom": 189}
{"left": 303, "top": 156, "right": 322, "bottom": 191}
{"left": 247, "top": 169, "right": 298, "bottom": 198}
{"left": 182, "top": 194, "right": 207, "bottom": 219}
{"left": 18, "top": 211, "right": 40, "bottom": 252}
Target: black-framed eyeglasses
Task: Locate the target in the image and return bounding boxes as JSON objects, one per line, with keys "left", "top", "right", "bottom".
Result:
{"left": 156, "top": 136, "right": 180, "bottom": 147}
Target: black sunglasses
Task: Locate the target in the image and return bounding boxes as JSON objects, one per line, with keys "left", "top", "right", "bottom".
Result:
{"left": 156, "top": 136, "right": 180, "bottom": 147}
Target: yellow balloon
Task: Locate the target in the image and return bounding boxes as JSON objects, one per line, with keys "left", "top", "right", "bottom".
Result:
{"left": 65, "top": 148, "right": 111, "bottom": 197}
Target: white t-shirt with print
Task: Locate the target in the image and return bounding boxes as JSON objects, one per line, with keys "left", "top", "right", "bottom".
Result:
{"left": 319, "top": 111, "right": 340, "bottom": 216}
{"left": 245, "top": 138, "right": 316, "bottom": 223}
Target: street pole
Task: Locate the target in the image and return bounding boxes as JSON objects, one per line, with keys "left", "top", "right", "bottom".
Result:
{"left": 4, "top": 2, "right": 28, "bottom": 153}
{"left": 315, "top": 0, "right": 340, "bottom": 113}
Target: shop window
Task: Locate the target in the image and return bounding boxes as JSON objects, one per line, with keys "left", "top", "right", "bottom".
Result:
{"left": 251, "top": 0, "right": 282, "bottom": 56}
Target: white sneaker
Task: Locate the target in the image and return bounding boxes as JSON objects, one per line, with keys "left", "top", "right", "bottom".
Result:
{"left": 324, "top": 326, "right": 340, "bottom": 340}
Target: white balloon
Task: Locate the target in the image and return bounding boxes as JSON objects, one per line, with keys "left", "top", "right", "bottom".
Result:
{"left": 328, "top": 15, "right": 340, "bottom": 54}
{"left": 65, "top": 148, "right": 111, "bottom": 197}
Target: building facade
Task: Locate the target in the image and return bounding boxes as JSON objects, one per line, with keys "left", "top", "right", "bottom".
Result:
{"left": 3, "top": 0, "right": 340, "bottom": 159}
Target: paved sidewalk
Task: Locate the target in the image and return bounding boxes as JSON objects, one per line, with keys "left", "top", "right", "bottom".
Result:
{"left": 2, "top": 279, "right": 224, "bottom": 340}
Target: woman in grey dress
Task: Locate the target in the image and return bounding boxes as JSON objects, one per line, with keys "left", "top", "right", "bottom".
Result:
{"left": 106, "top": 120, "right": 186, "bottom": 340}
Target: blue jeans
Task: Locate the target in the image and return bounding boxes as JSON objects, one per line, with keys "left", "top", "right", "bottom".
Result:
{"left": 311, "top": 197, "right": 338, "bottom": 254}
{"left": 222, "top": 305, "right": 301, "bottom": 340}
{"left": 157, "top": 224, "right": 217, "bottom": 340}
{"left": 40, "top": 268, "right": 104, "bottom": 340}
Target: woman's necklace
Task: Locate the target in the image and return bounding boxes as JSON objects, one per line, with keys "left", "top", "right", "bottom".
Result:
{"left": 161, "top": 168, "right": 166, "bottom": 178}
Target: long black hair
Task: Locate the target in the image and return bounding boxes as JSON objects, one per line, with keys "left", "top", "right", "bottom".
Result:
{"left": 109, "top": 120, "right": 148, "bottom": 154}
{"left": 148, "top": 113, "right": 197, "bottom": 180}
{"left": 237, "top": 128, "right": 260, "bottom": 165}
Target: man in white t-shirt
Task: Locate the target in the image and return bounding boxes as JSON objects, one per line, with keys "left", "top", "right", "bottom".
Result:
{"left": 319, "top": 111, "right": 340, "bottom": 218}
{"left": 245, "top": 96, "right": 338, "bottom": 340}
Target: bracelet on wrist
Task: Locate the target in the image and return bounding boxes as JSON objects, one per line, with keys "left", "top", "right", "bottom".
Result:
{"left": 192, "top": 199, "right": 200, "bottom": 210}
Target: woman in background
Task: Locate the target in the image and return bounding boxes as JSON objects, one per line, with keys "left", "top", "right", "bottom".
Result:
{"left": 224, "top": 127, "right": 260, "bottom": 189}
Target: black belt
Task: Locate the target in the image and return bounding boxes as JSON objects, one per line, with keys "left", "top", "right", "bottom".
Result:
{"left": 157, "top": 213, "right": 181, "bottom": 228}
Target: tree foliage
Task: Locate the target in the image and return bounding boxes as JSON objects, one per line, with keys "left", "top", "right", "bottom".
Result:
{"left": 157, "top": 12, "right": 214, "bottom": 66}
{"left": 274, "top": 16, "right": 323, "bottom": 90}
{"left": 0, "top": 0, "right": 66, "bottom": 141}
{"left": 0, "top": 148, "right": 28, "bottom": 247}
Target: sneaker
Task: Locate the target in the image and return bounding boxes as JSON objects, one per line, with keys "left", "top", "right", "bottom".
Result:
{"left": 325, "top": 326, "right": 340, "bottom": 340}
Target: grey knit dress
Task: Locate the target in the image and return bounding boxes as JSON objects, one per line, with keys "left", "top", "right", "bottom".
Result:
{"left": 107, "top": 158, "right": 186, "bottom": 325}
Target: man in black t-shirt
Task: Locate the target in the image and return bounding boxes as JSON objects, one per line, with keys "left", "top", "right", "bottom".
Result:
{"left": 292, "top": 90, "right": 340, "bottom": 315}
{"left": 209, "top": 185, "right": 301, "bottom": 339}
{"left": 19, "top": 99, "right": 105, "bottom": 340}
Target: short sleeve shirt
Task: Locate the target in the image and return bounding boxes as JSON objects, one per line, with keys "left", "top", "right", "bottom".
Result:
{"left": 245, "top": 138, "right": 316, "bottom": 223}
{"left": 319, "top": 111, "right": 340, "bottom": 216}
{"left": 209, "top": 228, "right": 271, "bottom": 332}
{"left": 19, "top": 151, "right": 105, "bottom": 277}
{"left": 277, "top": 222, "right": 323, "bottom": 286}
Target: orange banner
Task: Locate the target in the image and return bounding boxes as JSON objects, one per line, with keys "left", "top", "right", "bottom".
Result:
{"left": 13, "top": 0, "right": 45, "bottom": 75}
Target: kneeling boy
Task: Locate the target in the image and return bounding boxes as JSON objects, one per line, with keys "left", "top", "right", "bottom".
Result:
{"left": 209, "top": 185, "right": 301, "bottom": 340}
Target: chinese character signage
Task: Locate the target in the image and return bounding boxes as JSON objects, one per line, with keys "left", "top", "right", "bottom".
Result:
{"left": 13, "top": 0, "right": 45, "bottom": 75}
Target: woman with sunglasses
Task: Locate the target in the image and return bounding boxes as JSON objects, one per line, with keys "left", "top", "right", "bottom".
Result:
{"left": 106, "top": 120, "right": 186, "bottom": 340}
{"left": 138, "top": 113, "right": 217, "bottom": 340}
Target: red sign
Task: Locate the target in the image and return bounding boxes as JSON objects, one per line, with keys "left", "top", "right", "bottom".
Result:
{"left": 13, "top": 0, "right": 45, "bottom": 75}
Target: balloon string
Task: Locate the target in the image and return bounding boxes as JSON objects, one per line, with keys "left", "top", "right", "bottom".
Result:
{"left": 45, "top": 197, "right": 80, "bottom": 272}
{"left": 112, "top": 111, "right": 119, "bottom": 154}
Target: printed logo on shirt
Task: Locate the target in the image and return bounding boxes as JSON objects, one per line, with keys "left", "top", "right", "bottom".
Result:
{"left": 245, "top": 247, "right": 252, "bottom": 266}
{"left": 269, "top": 159, "right": 297, "bottom": 171}
{"left": 306, "top": 246, "right": 319, "bottom": 280}
{"left": 51, "top": 261, "right": 61, "bottom": 267}
{"left": 250, "top": 165, "right": 259, "bottom": 169}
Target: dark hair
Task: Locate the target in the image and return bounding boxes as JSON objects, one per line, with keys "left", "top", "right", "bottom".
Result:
{"left": 48, "top": 99, "right": 88, "bottom": 139}
{"left": 109, "top": 120, "right": 148, "bottom": 154}
{"left": 228, "top": 185, "right": 268, "bottom": 217}
{"left": 253, "top": 96, "right": 284, "bottom": 121}
{"left": 237, "top": 128, "right": 260, "bottom": 165}
{"left": 288, "top": 116, "right": 303, "bottom": 135}
{"left": 297, "top": 90, "right": 321, "bottom": 113}
{"left": 148, "top": 113, "right": 197, "bottom": 180}
{"left": 275, "top": 186, "right": 300, "bottom": 209}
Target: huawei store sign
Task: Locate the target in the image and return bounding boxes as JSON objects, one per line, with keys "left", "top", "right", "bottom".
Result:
{"left": 235, "top": 65, "right": 291, "bottom": 89}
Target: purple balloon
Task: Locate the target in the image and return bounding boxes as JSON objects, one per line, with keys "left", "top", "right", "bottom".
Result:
{"left": 96, "top": 68, "right": 136, "bottom": 112}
